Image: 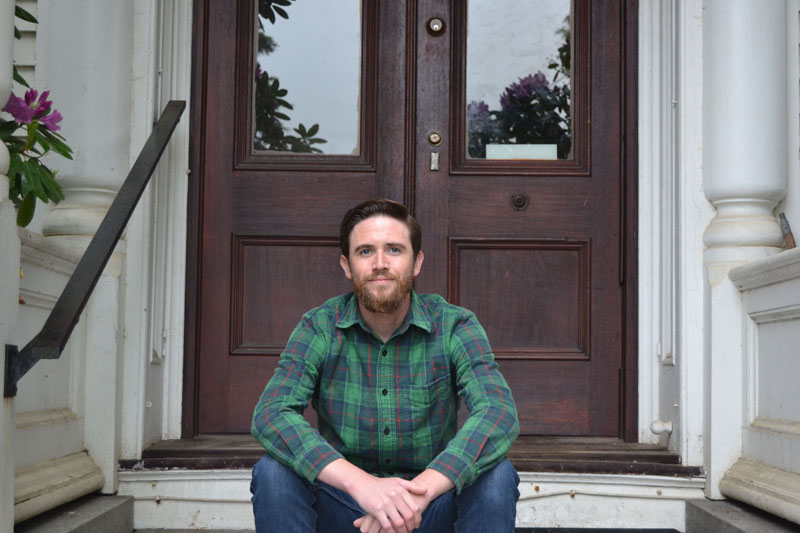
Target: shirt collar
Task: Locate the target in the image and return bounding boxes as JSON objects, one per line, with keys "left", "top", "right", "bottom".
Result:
{"left": 335, "top": 290, "right": 433, "bottom": 334}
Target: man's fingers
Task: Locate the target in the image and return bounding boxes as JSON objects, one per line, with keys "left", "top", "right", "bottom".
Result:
{"left": 399, "top": 491, "right": 422, "bottom": 528}
{"left": 398, "top": 479, "right": 428, "bottom": 495}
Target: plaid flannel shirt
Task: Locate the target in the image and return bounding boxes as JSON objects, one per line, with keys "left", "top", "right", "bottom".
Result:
{"left": 251, "top": 290, "right": 519, "bottom": 493}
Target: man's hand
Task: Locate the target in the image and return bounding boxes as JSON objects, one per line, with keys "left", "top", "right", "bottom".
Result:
{"left": 317, "top": 459, "right": 427, "bottom": 533}
{"left": 352, "top": 468, "right": 455, "bottom": 533}
{"left": 350, "top": 476, "right": 426, "bottom": 532}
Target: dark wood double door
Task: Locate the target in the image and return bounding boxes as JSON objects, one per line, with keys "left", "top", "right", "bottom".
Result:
{"left": 187, "top": 0, "right": 637, "bottom": 440}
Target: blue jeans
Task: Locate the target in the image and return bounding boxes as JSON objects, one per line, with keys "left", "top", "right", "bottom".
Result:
{"left": 250, "top": 454, "right": 519, "bottom": 533}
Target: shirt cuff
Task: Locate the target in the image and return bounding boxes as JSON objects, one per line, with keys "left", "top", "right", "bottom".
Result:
{"left": 428, "top": 452, "right": 474, "bottom": 494}
{"left": 300, "top": 446, "right": 344, "bottom": 485}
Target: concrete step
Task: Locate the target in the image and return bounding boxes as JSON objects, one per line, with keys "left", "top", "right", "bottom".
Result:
{"left": 15, "top": 494, "right": 133, "bottom": 533}
{"left": 686, "top": 499, "right": 800, "bottom": 532}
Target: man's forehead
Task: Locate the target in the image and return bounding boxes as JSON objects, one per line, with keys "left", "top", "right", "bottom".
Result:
{"left": 350, "top": 215, "right": 411, "bottom": 245}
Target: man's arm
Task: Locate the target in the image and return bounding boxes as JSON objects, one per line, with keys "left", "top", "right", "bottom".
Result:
{"left": 426, "top": 312, "right": 520, "bottom": 493}
{"left": 251, "top": 315, "right": 343, "bottom": 483}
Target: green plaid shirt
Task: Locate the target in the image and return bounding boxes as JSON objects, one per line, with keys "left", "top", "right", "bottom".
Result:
{"left": 251, "top": 291, "right": 519, "bottom": 493}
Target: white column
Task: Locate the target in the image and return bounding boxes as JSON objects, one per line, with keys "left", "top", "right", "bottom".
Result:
{"left": 702, "top": 0, "right": 788, "bottom": 499}
{"left": 37, "top": 0, "right": 134, "bottom": 250}
{"left": 34, "top": 0, "right": 135, "bottom": 494}
{"left": 1, "top": 0, "right": 20, "bottom": 530}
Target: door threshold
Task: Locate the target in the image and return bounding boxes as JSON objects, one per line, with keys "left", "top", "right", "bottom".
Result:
{"left": 120, "top": 435, "right": 703, "bottom": 477}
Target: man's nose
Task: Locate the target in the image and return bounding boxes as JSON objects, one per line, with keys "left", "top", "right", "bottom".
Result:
{"left": 373, "top": 251, "right": 386, "bottom": 270}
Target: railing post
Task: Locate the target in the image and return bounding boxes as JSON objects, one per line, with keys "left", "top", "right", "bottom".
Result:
{"left": 1, "top": 0, "right": 20, "bottom": 528}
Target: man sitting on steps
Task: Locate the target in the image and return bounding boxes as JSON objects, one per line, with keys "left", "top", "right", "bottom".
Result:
{"left": 250, "top": 198, "right": 520, "bottom": 533}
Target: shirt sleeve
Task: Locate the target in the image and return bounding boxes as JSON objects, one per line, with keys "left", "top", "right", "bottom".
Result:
{"left": 251, "top": 313, "right": 343, "bottom": 484}
{"left": 427, "top": 312, "right": 520, "bottom": 493}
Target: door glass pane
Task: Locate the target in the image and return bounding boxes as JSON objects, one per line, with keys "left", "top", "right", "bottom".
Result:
{"left": 254, "top": 1, "right": 361, "bottom": 155}
{"left": 466, "top": 0, "right": 572, "bottom": 160}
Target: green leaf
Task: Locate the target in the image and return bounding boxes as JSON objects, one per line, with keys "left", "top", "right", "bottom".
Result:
{"left": 15, "top": 5, "right": 38, "bottom": 24}
{"left": 12, "top": 66, "right": 30, "bottom": 88}
{"left": 272, "top": 0, "right": 292, "bottom": 6}
{"left": 25, "top": 161, "right": 49, "bottom": 202}
{"left": 307, "top": 124, "right": 319, "bottom": 137}
{"left": 296, "top": 123, "right": 307, "bottom": 136}
{"left": 0, "top": 120, "right": 18, "bottom": 141}
{"left": 39, "top": 129, "right": 73, "bottom": 159}
{"left": 273, "top": 5, "right": 288, "bottom": 19}
{"left": 16, "top": 192, "right": 36, "bottom": 227}
{"left": 14, "top": 26, "right": 20, "bottom": 40}
{"left": 274, "top": 112, "right": 290, "bottom": 121}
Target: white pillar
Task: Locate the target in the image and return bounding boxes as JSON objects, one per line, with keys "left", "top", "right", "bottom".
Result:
{"left": 34, "top": 0, "right": 135, "bottom": 494}
{"left": 37, "top": 0, "right": 134, "bottom": 250}
{"left": 1, "top": 0, "right": 20, "bottom": 529}
{"left": 702, "top": 0, "right": 788, "bottom": 499}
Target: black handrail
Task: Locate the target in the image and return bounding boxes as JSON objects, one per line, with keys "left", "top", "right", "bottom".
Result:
{"left": 4, "top": 100, "right": 186, "bottom": 397}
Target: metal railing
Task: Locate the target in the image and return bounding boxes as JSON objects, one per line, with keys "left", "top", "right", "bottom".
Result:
{"left": 4, "top": 100, "right": 186, "bottom": 397}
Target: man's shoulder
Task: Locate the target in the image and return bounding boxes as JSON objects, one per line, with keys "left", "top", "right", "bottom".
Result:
{"left": 302, "top": 292, "right": 356, "bottom": 323}
{"left": 413, "top": 292, "right": 475, "bottom": 322}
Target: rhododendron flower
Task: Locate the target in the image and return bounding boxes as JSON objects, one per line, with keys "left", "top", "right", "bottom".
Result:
{"left": 2, "top": 88, "right": 62, "bottom": 131}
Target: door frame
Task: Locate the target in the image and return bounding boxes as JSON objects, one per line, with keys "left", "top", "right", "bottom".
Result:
{"left": 182, "top": 0, "right": 639, "bottom": 441}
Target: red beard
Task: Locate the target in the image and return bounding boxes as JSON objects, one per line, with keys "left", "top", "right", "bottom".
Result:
{"left": 352, "top": 269, "right": 414, "bottom": 314}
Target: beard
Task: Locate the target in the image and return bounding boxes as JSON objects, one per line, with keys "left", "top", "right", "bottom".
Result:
{"left": 352, "top": 268, "right": 414, "bottom": 314}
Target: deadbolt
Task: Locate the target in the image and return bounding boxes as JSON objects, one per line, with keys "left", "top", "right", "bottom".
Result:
{"left": 428, "top": 132, "right": 443, "bottom": 146}
{"left": 427, "top": 17, "right": 445, "bottom": 35}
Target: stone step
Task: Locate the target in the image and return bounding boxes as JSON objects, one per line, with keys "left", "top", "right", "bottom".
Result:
{"left": 686, "top": 499, "right": 800, "bottom": 532}
{"left": 15, "top": 494, "right": 133, "bottom": 533}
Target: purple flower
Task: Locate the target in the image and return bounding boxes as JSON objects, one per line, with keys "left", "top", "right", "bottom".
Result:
{"left": 500, "top": 72, "right": 549, "bottom": 109}
{"left": 467, "top": 100, "right": 491, "bottom": 122}
{"left": 3, "top": 93, "right": 35, "bottom": 124}
{"left": 2, "top": 88, "right": 62, "bottom": 131}
{"left": 39, "top": 109, "right": 63, "bottom": 132}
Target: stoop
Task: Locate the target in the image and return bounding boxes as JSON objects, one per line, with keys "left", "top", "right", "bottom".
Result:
{"left": 15, "top": 494, "right": 133, "bottom": 533}
{"left": 685, "top": 499, "right": 800, "bottom": 532}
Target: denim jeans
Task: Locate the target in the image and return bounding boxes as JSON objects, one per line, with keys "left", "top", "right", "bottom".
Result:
{"left": 250, "top": 454, "right": 520, "bottom": 533}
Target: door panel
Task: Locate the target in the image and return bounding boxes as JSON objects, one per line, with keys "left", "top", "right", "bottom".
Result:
{"left": 190, "top": 0, "right": 633, "bottom": 437}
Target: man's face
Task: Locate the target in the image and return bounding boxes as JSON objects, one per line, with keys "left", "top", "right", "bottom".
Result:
{"left": 340, "top": 215, "right": 424, "bottom": 314}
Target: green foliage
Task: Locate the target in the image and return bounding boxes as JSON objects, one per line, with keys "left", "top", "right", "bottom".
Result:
{"left": 468, "top": 19, "right": 572, "bottom": 160}
{"left": 3, "top": 6, "right": 71, "bottom": 227}
{"left": 253, "top": 0, "right": 328, "bottom": 153}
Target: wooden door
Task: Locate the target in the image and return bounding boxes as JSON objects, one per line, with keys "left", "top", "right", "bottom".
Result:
{"left": 186, "top": 0, "right": 637, "bottom": 439}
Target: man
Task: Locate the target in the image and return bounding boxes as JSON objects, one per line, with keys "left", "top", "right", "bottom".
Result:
{"left": 251, "top": 199, "right": 520, "bottom": 533}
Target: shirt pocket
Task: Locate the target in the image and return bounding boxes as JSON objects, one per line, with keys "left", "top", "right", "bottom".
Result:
{"left": 409, "top": 374, "right": 453, "bottom": 445}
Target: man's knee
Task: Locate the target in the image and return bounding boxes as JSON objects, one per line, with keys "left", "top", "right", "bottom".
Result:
{"left": 472, "top": 459, "right": 520, "bottom": 504}
{"left": 251, "top": 454, "right": 306, "bottom": 496}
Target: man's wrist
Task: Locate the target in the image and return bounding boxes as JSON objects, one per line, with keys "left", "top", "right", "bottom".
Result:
{"left": 413, "top": 468, "right": 455, "bottom": 503}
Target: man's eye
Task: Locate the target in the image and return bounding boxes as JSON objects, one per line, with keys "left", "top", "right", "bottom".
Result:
{"left": 389, "top": 247, "right": 400, "bottom": 254}
{"left": 359, "top": 249, "right": 372, "bottom": 256}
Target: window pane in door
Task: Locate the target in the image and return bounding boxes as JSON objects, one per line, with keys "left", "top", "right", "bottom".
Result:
{"left": 466, "top": 0, "right": 572, "bottom": 160}
{"left": 253, "top": 0, "right": 361, "bottom": 155}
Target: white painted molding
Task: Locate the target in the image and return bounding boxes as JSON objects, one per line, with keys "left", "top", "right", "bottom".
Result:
{"left": 721, "top": 458, "right": 800, "bottom": 526}
{"left": 729, "top": 247, "right": 800, "bottom": 291}
{"left": 14, "top": 450, "right": 104, "bottom": 524}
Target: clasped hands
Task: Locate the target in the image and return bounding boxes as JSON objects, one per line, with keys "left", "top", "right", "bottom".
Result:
{"left": 351, "top": 475, "right": 430, "bottom": 533}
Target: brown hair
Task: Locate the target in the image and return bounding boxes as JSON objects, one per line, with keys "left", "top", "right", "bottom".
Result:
{"left": 339, "top": 199, "right": 422, "bottom": 259}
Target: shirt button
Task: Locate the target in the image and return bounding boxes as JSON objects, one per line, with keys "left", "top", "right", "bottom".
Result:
{"left": 382, "top": 349, "right": 388, "bottom": 357}
{"left": 384, "top": 427, "right": 390, "bottom": 435}
{"left": 382, "top": 389, "right": 388, "bottom": 396}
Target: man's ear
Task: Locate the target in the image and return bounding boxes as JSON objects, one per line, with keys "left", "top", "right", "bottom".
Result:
{"left": 413, "top": 250, "right": 424, "bottom": 277}
{"left": 340, "top": 255, "right": 353, "bottom": 280}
